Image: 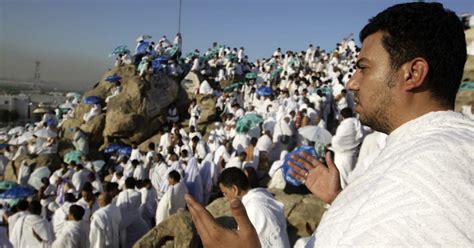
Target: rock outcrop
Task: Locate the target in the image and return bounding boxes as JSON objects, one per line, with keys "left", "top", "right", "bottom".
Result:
{"left": 132, "top": 209, "right": 200, "bottom": 248}
{"left": 59, "top": 65, "right": 179, "bottom": 150}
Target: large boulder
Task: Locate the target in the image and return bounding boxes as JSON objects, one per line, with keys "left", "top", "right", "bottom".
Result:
{"left": 196, "top": 94, "right": 217, "bottom": 125}
{"left": 80, "top": 114, "right": 106, "bottom": 146}
{"left": 133, "top": 209, "right": 200, "bottom": 248}
{"left": 180, "top": 71, "right": 201, "bottom": 98}
{"left": 59, "top": 65, "right": 180, "bottom": 149}
{"left": 103, "top": 72, "right": 178, "bottom": 146}
{"left": 3, "top": 153, "right": 61, "bottom": 182}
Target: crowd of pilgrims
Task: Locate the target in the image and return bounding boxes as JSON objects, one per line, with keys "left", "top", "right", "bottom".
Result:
{"left": 0, "top": 33, "right": 372, "bottom": 248}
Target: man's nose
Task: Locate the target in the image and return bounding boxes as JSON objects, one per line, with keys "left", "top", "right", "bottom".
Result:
{"left": 347, "top": 71, "right": 360, "bottom": 91}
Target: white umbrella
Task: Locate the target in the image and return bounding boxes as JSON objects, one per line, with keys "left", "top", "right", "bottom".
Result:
{"left": 8, "top": 138, "right": 24, "bottom": 145}
{"left": 136, "top": 34, "right": 152, "bottom": 42}
{"left": 34, "top": 129, "right": 57, "bottom": 138}
{"left": 9, "top": 131, "right": 34, "bottom": 145}
{"left": 60, "top": 102, "right": 74, "bottom": 109}
{"left": 298, "top": 125, "right": 333, "bottom": 145}
{"left": 28, "top": 167, "right": 51, "bottom": 190}
{"left": 7, "top": 126, "right": 24, "bottom": 136}
{"left": 66, "top": 92, "right": 82, "bottom": 99}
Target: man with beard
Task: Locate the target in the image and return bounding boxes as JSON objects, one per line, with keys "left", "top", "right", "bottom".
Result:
{"left": 185, "top": 2, "right": 473, "bottom": 247}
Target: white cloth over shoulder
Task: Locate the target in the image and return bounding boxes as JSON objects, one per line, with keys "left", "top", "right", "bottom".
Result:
{"left": 10, "top": 214, "right": 54, "bottom": 248}
{"left": 242, "top": 188, "right": 290, "bottom": 248}
{"left": 116, "top": 189, "right": 149, "bottom": 247}
{"left": 307, "top": 111, "right": 474, "bottom": 247}
{"left": 331, "top": 117, "right": 363, "bottom": 188}
{"left": 52, "top": 220, "right": 88, "bottom": 248}
{"left": 90, "top": 203, "right": 122, "bottom": 248}
{"left": 155, "top": 181, "right": 188, "bottom": 225}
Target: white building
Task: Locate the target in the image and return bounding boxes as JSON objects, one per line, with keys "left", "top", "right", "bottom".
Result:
{"left": 0, "top": 94, "right": 30, "bottom": 120}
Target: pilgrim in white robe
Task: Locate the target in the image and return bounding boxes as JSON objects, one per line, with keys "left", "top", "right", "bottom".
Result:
{"left": 348, "top": 131, "right": 387, "bottom": 184}
{"left": 331, "top": 117, "right": 364, "bottom": 188}
{"left": 232, "top": 133, "right": 249, "bottom": 154}
{"left": 150, "top": 161, "right": 169, "bottom": 199}
{"left": 242, "top": 188, "right": 290, "bottom": 248}
{"left": 198, "top": 155, "right": 214, "bottom": 204}
{"left": 51, "top": 202, "right": 72, "bottom": 235}
{"left": 52, "top": 220, "right": 88, "bottom": 248}
{"left": 17, "top": 161, "right": 31, "bottom": 186}
{"left": 10, "top": 214, "right": 54, "bottom": 248}
{"left": 140, "top": 186, "right": 158, "bottom": 227}
{"left": 155, "top": 181, "right": 188, "bottom": 225}
{"left": 7, "top": 210, "right": 28, "bottom": 238}
{"left": 83, "top": 104, "right": 101, "bottom": 122}
{"left": 184, "top": 158, "right": 204, "bottom": 204}
{"left": 116, "top": 189, "right": 149, "bottom": 247}
{"left": 90, "top": 204, "right": 122, "bottom": 248}
{"left": 71, "top": 168, "right": 90, "bottom": 192}
{"left": 199, "top": 80, "right": 214, "bottom": 95}
{"left": 268, "top": 151, "right": 288, "bottom": 189}
{"left": 307, "top": 111, "right": 474, "bottom": 246}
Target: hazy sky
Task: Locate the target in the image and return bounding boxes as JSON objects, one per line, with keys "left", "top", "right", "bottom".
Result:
{"left": 0, "top": 0, "right": 473, "bottom": 91}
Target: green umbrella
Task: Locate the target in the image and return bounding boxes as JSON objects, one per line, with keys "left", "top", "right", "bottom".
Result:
{"left": 223, "top": 82, "right": 243, "bottom": 93}
{"left": 0, "top": 181, "right": 18, "bottom": 191}
{"left": 186, "top": 51, "right": 199, "bottom": 58}
{"left": 225, "top": 53, "right": 237, "bottom": 61}
{"left": 167, "top": 44, "right": 180, "bottom": 57}
{"left": 245, "top": 72, "right": 257, "bottom": 80}
{"left": 64, "top": 150, "right": 83, "bottom": 164}
{"left": 236, "top": 113, "right": 264, "bottom": 133}
{"left": 271, "top": 68, "right": 284, "bottom": 79}
{"left": 459, "top": 81, "right": 474, "bottom": 91}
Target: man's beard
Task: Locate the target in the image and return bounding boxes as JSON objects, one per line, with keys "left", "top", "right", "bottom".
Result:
{"left": 357, "top": 76, "right": 396, "bottom": 134}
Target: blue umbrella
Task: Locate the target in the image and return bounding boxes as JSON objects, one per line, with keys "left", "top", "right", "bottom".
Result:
{"left": 110, "top": 45, "right": 130, "bottom": 57}
{"left": 105, "top": 74, "right": 122, "bottom": 82}
{"left": 152, "top": 56, "right": 170, "bottom": 73}
{"left": 136, "top": 41, "right": 150, "bottom": 55}
{"left": 0, "top": 185, "right": 36, "bottom": 199}
{"left": 104, "top": 143, "right": 125, "bottom": 154}
{"left": 283, "top": 146, "right": 320, "bottom": 187}
{"left": 83, "top": 96, "right": 103, "bottom": 105}
{"left": 256, "top": 86, "right": 273, "bottom": 97}
{"left": 118, "top": 146, "right": 132, "bottom": 157}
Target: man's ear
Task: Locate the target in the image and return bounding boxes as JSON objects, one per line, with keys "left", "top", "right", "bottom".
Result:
{"left": 401, "top": 58, "right": 429, "bottom": 91}
{"left": 231, "top": 185, "right": 240, "bottom": 196}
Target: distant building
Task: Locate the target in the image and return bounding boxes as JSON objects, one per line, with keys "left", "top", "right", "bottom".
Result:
{"left": 0, "top": 93, "right": 66, "bottom": 121}
{"left": 0, "top": 94, "right": 30, "bottom": 119}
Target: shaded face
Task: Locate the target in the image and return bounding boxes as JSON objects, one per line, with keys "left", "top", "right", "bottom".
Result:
{"left": 347, "top": 31, "right": 398, "bottom": 134}
{"left": 168, "top": 177, "right": 177, "bottom": 186}
{"left": 82, "top": 191, "right": 92, "bottom": 202}
{"left": 219, "top": 184, "right": 238, "bottom": 201}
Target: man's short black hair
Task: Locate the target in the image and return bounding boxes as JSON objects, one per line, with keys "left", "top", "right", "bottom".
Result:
{"left": 16, "top": 199, "right": 29, "bottom": 211}
{"left": 218, "top": 167, "right": 250, "bottom": 191}
{"left": 28, "top": 200, "right": 42, "bottom": 215}
{"left": 148, "top": 142, "right": 155, "bottom": 150}
{"left": 360, "top": 2, "right": 466, "bottom": 108}
{"left": 105, "top": 182, "right": 119, "bottom": 193}
{"left": 125, "top": 177, "right": 135, "bottom": 189}
{"left": 168, "top": 170, "right": 181, "bottom": 182}
{"left": 69, "top": 204, "right": 85, "bottom": 221}
{"left": 341, "top": 107, "right": 353, "bottom": 118}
